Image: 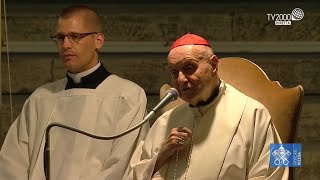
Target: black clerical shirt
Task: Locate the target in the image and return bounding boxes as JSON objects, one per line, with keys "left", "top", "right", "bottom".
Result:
{"left": 65, "top": 64, "right": 111, "bottom": 90}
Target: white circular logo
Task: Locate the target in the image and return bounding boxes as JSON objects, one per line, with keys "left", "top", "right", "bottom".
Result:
{"left": 291, "top": 8, "right": 304, "bottom": 21}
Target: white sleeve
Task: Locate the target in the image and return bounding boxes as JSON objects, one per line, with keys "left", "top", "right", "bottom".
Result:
{"left": 0, "top": 99, "right": 33, "bottom": 179}
{"left": 247, "top": 106, "right": 289, "bottom": 180}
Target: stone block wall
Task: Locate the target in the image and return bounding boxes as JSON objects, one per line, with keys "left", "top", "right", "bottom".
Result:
{"left": 2, "top": 3, "right": 320, "bottom": 42}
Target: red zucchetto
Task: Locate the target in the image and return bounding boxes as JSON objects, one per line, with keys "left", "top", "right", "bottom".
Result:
{"left": 170, "top": 33, "right": 211, "bottom": 51}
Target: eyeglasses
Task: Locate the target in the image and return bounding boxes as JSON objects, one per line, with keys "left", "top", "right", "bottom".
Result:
{"left": 50, "top": 32, "right": 98, "bottom": 44}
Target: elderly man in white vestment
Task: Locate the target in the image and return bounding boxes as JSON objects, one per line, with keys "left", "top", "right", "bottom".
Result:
{"left": 124, "top": 33, "right": 288, "bottom": 180}
{"left": 0, "top": 5, "right": 149, "bottom": 180}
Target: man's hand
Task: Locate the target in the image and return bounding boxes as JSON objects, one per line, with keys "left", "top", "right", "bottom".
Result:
{"left": 153, "top": 127, "right": 192, "bottom": 174}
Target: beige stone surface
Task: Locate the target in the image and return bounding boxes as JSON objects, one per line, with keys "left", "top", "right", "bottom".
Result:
{"left": 3, "top": 11, "right": 319, "bottom": 42}
{"left": 2, "top": 14, "right": 232, "bottom": 42}
{"left": 5, "top": 11, "right": 320, "bottom": 42}
{"left": 232, "top": 14, "right": 320, "bottom": 41}
{"left": 103, "top": 15, "right": 232, "bottom": 42}
{"left": 296, "top": 96, "right": 320, "bottom": 142}
{"left": 1, "top": 54, "right": 53, "bottom": 93}
{"left": 294, "top": 142, "right": 320, "bottom": 179}
{"left": 2, "top": 16, "right": 57, "bottom": 41}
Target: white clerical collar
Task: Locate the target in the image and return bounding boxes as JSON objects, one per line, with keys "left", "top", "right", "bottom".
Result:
{"left": 67, "top": 62, "right": 101, "bottom": 83}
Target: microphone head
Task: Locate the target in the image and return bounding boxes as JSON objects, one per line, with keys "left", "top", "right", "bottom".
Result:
{"left": 166, "top": 88, "right": 179, "bottom": 100}
{"left": 152, "top": 87, "right": 179, "bottom": 113}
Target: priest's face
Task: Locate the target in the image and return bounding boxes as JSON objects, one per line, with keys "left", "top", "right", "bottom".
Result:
{"left": 55, "top": 13, "right": 104, "bottom": 73}
{"left": 168, "top": 45, "right": 219, "bottom": 106}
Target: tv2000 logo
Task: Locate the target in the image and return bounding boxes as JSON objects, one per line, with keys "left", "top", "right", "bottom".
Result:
{"left": 267, "top": 8, "right": 304, "bottom": 25}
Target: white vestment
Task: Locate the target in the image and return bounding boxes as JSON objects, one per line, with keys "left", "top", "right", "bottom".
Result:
{"left": 0, "top": 75, "right": 149, "bottom": 180}
{"left": 125, "top": 82, "right": 288, "bottom": 180}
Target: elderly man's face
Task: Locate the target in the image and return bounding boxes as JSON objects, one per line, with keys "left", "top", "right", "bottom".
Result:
{"left": 167, "top": 45, "right": 218, "bottom": 106}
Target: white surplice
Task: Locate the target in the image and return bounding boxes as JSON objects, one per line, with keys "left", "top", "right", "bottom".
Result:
{"left": 0, "top": 75, "right": 148, "bottom": 180}
{"left": 125, "top": 82, "right": 288, "bottom": 180}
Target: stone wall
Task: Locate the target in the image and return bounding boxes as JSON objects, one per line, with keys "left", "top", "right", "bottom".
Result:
{"left": 1, "top": 3, "right": 320, "bottom": 179}
{"left": 3, "top": 3, "right": 320, "bottom": 42}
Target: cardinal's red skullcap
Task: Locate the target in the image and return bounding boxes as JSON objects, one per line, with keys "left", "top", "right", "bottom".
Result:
{"left": 170, "top": 33, "right": 211, "bottom": 51}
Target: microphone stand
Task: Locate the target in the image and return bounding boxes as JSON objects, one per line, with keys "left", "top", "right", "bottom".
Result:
{"left": 44, "top": 88, "right": 178, "bottom": 180}
{"left": 44, "top": 105, "right": 157, "bottom": 180}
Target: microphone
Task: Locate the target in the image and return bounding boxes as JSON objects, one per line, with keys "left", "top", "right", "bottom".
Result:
{"left": 143, "top": 87, "right": 179, "bottom": 121}
{"left": 152, "top": 88, "right": 179, "bottom": 113}
{"left": 153, "top": 88, "right": 179, "bottom": 112}
{"left": 44, "top": 88, "right": 179, "bottom": 180}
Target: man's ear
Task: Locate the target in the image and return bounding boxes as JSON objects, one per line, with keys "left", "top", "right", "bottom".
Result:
{"left": 210, "top": 55, "right": 219, "bottom": 73}
{"left": 95, "top": 33, "right": 105, "bottom": 50}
